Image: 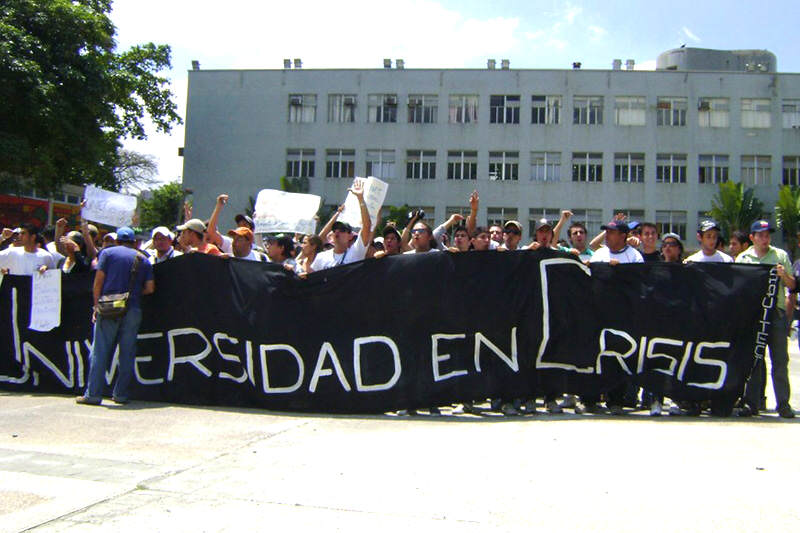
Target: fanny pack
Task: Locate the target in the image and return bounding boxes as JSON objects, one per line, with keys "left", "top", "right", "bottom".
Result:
{"left": 96, "top": 255, "right": 141, "bottom": 319}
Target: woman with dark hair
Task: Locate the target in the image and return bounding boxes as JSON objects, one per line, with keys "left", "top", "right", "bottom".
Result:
{"left": 60, "top": 231, "right": 91, "bottom": 274}
{"left": 404, "top": 221, "right": 439, "bottom": 254}
{"left": 294, "top": 234, "right": 323, "bottom": 276}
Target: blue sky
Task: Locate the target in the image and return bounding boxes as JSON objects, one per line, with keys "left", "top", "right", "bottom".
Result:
{"left": 110, "top": 0, "right": 800, "bottom": 186}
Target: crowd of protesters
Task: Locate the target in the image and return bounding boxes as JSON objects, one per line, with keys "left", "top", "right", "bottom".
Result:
{"left": 1, "top": 185, "right": 797, "bottom": 419}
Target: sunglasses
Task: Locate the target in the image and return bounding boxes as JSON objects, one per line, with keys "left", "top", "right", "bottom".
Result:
{"left": 411, "top": 228, "right": 428, "bottom": 234}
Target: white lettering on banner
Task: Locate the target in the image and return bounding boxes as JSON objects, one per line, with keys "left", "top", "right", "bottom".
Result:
{"left": 474, "top": 328, "right": 518, "bottom": 373}
{"left": 353, "top": 336, "right": 401, "bottom": 392}
{"left": 753, "top": 266, "right": 779, "bottom": 361}
{"left": 135, "top": 333, "right": 165, "bottom": 385}
{"left": 260, "top": 344, "right": 304, "bottom": 393}
{"left": 431, "top": 333, "right": 468, "bottom": 382}
{"left": 309, "top": 342, "right": 352, "bottom": 392}
{"left": 213, "top": 333, "right": 248, "bottom": 384}
{"left": 597, "top": 328, "right": 637, "bottom": 375}
{"left": 167, "top": 328, "right": 213, "bottom": 381}
{"left": 688, "top": 342, "right": 729, "bottom": 389}
{"left": 646, "top": 337, "right": 684, "bottom": 377}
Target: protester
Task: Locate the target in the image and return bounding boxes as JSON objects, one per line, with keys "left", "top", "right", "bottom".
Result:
{"left": 310, "top": 182, "right": 372, "bottom": 270}
{"left": 499, "top": 221, "right": 523, "bottom": 251}
{"left": 447, "top": 225, "right": 471, "bottom": 252}
{"left": 148, "top": 227, "right": 182, "bottom": 264}
{"left": 405, "top": 221, "right": 439, "bottom": 254}
{"left": 0, "top": 223, "right": 55, "bottom": 275}
{"left": 735, "top": 220, "right": 795, "bottom": 418}
{"left": 527, "top": 218, "right": 556, "bottom": 250}
{"left": 76, "top": 226, "right": 154, "bottom": 406}
{"left": 228, "top": 227, "right": 267, "bottom": 261}
{"left": 589, "top": 220, "right": 644, "bottom": 265}
{"left": 177, "top": 219, "right": 223, "bottom": 256}
{"left": 59, "top": 231, "right": 91, "bottom": 274}
{"left": 489, "top": 224, "right": 504, "bottom": 246}
{"left": 728, "top": 230, "right": 750, "bottom": 260}
{"left": 685, "top": 220, "right": 733, "bottom": 263}
{"left": 469, "top": 226, "right": 491, "bottom": 251}
{"left": 294, "top": 234, "right": 323, "bottom": 275}
{"left": 265, "top": 234, "right": 296, "bottom": 268}
{"left": 639, "top": 223, "right": 661, "bottom": 262}
{"left": 660, "top": 232, "right": 683, "bottom": 263}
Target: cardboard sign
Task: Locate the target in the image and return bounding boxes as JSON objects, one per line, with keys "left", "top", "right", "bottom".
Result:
{"left": 81, "top": 185, "right": 137, "bottom": 228}
{"left": 253, "top": 189, "right": 321, "bottom": 235}
{"left": 339, "top": 176, "right": 388, "bottom": 230}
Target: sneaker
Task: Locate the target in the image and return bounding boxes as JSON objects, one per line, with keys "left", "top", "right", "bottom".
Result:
{"left": 575, "top": 401, "right": 600, "bottom": 414}
{"left": 75, "top": 396, "right": 101, "bottom": 406}
{"left": 523, "top": 399, "right": 538, "bottom": 414}
{"left": 501, "top": 403, "right": 520, "bottom": 416}
{"left": 649, "top": 400, "right": 662, "bottom": 417}
{"left": 111, "top": 397, "right": 129, "bottom": 405}
{"left": 545, "top": 400, "right": 563, "bottom": 414}
{"left": 668, "top": 405, "right": 682, "bottom": 416}
{"left": 734, "top": 404, "right": 758, "bottom": 417}
{"left": 777, "top": 404, "right": 795, "bottom": 419}
{"left": 560, "top": 395, "right": 577, "bottom": 408}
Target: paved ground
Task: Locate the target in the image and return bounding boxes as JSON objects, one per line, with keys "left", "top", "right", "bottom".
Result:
{"left": 2, "top": 345, "right": 800, "bottom": 532}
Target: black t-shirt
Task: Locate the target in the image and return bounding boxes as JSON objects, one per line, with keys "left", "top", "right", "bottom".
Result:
{"left": 642, "top": 250, "right": 662, "bottom": 262}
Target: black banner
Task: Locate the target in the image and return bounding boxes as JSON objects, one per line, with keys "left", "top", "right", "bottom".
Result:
{"left": 0, "top": 251, "right": 773, "bottom": 414}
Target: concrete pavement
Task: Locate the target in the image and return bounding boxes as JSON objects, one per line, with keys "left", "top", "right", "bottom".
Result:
{"left": 2, "top": 345, "right": 800, "bottom": 532}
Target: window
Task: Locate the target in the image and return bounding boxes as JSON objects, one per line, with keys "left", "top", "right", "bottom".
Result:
{"left": 698, "top": 97, "right": 729, "bottom": 128}
{"left": 782, "top": 99, "right": 800, "bottom": 128}
{"left": 365, "top": 149, "right": 395, "bottom": 179}
{"left": 615, "top": 96, "right": 646, "bottom": 126}
{"left": 656, "top": 211, "right": 687, "bottom": 240}
{"left": 328, "top": 94, "right": 356, "bottom": 123}
{"left": 572, "top": 153, "right": 603, "bottom": 182}
{"left": 531, "top": 152, "right": 561, "bottom": 182}
{"left": 573, "top": 96, "right": 603, "bottom": 125}
{"left": 741, "top": 98, "right": 771, "bottom": 128}
{"left": 449, "top": 95, "right": 478, "bottom": 123}
{"left": 488, "top": 151, "right": 519, "bottom": 181}
{"left": 288, "top": 94, "right": 316, "bottom": 123}
{"left": 784, "top": 156, "right": 800, "bottom": 186}
{"left": 741, "top": 155, "right": 771, "bottom": 186}
{"left": 698, "top": 154, "right": 729, "bottom": 184}
{"left": 408, "top": 94, "right": 438, "bottom": 124}
{"left": 528, "top": 208, "right": 561, "bottom": 236}
{"left": 447, "top": 151, "right": 478, "bottom": 180}
{"left": 613, "top": 153, "right": 645, "bottom": 183}
{"left": 368, "top": 94, "right": 398, "bottom": 123}
{"left": 487, "top": 207, "right": 518, "bottom": 228}
{"left": 490, "top": 95, "right": 520, "bottom": 124}
{"left": 569, "top": 209, "right": 603, "bottom": 238}
{"left": 656, "top": 97, "right": 687, "bottom": 126}
{"left": 613, "top": 209, "right": 645, "bottom": 223}
{"left": 406, "top": 150, "right": 436, "bottom": 179}
{"left": 286, "top": 149, "right": 315, "bottom": 178}
{"left": 656, "top": 154, "right": 687, "bottom": 183}
{"left": 531, "top": 95, "right": 561, "bottom": 125}
{"left": 325, "top": 149, "right": 355, "bottom": 178}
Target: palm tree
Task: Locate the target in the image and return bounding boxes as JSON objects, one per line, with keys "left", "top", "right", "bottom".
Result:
{"left": 707, "top": 181, "right": 765, "bottom": 238}
{"left": 775, "top": 185, "right": 800, "bottom": 260}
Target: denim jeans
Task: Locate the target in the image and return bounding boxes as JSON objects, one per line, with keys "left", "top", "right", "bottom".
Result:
{"left": 83, "top": 306, "right": 142, "bottom": 402}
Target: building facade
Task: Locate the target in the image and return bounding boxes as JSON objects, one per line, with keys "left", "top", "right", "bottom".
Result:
{"left": 182, "top": 48, "right": 800, "bottom": 242}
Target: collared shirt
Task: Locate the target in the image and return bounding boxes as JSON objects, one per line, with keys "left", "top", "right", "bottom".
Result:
{"left": 736, "top": 245, "right": 793, "bottom": 311}
{"left": 148, "top": 247, "right": 183, "bottom": 265}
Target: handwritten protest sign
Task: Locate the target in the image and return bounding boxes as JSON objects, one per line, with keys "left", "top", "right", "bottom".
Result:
{"left": 30, "top": 270, "right": 61, "bottom": 332}
{"left": 253, "top": 190, "right": 321, "bottom": 235}
{"left": 339, "top": 176, "right": 388, "bottom": 230}
{"left": 81, "top": 185, "right": 137, "bottom": 228}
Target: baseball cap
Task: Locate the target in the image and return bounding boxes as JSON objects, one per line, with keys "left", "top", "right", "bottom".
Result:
{"left": 177, "top": 218, "right": 206, "bottom": 233}
{"left": 382, "top": 225, "right": 401, "bottom": 240}
{"left": 698, "top": 220, "right": 721, "bottom": 234}
{"left": 151, "top": 226, "right": 175, "bottom": 240}
{"left": 332, "top": 221, "right": 353, "bottom": 233}
{"left": 504, "top": 220, "right": 523, "bottom": 233}
{"left": 235, "top": 214, "right": 255, "bottom": 229}
{"left": 750, "top": 220, "right": 775, "bottom": 233}
{"left": 534, "top": 218, "right": 552, "bottom": 232}
{"left": 601, "top": 220, "right": 630, "bottom": 232}
{"left": 628, "top": 221, "right": 641, "bottom": 231}
{"left": 228, "top": 227, "right": 254, "bottom": 242}
{"left": 116, "top": 227, "right": 135, "bottom": 242}
{"left": 103, "top": 232, "right": 116, "bottom": 241}
{"left": 661, "top": 232, "right": 682, "bottom": 243}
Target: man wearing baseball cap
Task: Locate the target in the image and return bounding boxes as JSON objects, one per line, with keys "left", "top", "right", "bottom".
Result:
{"left": 310, "top": 182, "right": 372, "bottom": 271}
{"left": 685, "top": 220, "right": 733, "bottom": 263}
{"left": 176, "top": 218, "right": 222, "bottom": 256}
{"left": 148, "top": 227, "right": 182, "bottom": 265}
{"left": 228, "top": 227, "right": 267, "bottom": 261}
{"left": 590, "top": 220, "right": 643, "bottom": 265}
{"left": 735, "top": 220, "right": 795, "bottom": 418}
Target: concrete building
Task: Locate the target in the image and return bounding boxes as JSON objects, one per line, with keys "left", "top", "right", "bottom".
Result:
{"left": 182, "top": 47, "right": 800, "bottom": 242}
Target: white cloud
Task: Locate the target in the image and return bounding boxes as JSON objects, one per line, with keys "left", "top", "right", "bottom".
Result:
{"left": 565, "top": 5, "right": 583, "bottom": 24}
{"left": 634, "top": 59, "right": 657, "bottom": 71}
{"left": 588, "top": 25, "right": 607, "bottom": 39}
{"left": 682, "top": 26, "right": 701, "bottom": 43}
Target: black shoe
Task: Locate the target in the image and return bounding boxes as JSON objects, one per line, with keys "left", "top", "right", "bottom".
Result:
{"left": 112, "top": 397, "right": 129, "bottom": 405}
{"left": 735, "top": 404, "right": 759, "bottom": 417}
{"left": 75, "top": 396, "right": 101, "bottom": 406}
{"left": 777, "top": 404, "right": 795, "bottom": 419}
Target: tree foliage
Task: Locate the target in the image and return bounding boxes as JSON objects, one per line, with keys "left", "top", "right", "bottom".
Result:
{"left": 113, "top": 149, "right": 158, "bottom": 191}
{"left": 0, "top": 0, "right": 181, "bottom": 195}
{"left": 707, "top": 181, "right": 765, "bottom": 238}
{"left": 279, "top": 176, "right": 310, "bottom": 194}
{"left": 138, "top": 181, "right": 183, "bottom": 229}
{"left": 775, "top": 185, "right": 800, "bottom": 259}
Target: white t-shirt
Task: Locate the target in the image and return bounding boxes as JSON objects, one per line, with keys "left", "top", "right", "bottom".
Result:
{"left": 310, "top": 236, "right": 367, "bottom": 271}
{"left": 0, "top": 246, "right": 57, "bottom": 275}
{"left": 148, "top": 248, "right": 183, "bottom": 265}
{"left": 590, "top": 245, "right": 644, "bottom": 264}
{"left": 45, "top": 241, "right": 65, "bottom": 266}
{"left": 685, "top": 250, "right": 733, "bottom": 263}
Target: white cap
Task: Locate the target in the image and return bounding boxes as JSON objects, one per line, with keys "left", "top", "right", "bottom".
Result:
{"left": 151, "top": 226, "right": 175, "bottom": 240}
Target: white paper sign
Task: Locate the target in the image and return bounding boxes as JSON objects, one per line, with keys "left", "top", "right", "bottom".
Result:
{"left": 30, "top": 270, "right": 61, "bottom": 332}
{"left": 339, "top": 176, "right": 388, "bottom": 230}
{"left": 81, "top": 185, "right": 137, "bottom": 228}
{"left": 253, "top": 189, "right": 321, "bottom": 235}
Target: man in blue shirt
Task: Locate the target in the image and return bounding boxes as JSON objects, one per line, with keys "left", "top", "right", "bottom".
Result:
{"left": 77, "top": 227, "right": 155, "bottom": 405}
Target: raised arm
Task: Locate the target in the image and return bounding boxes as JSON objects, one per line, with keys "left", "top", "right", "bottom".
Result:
{"left": 467, "top": 190, "right": 479, "bottom": 237}
{"left": 206, "top": 194, "right": 228, "bottom": 247}
{"left": 400, "top": 210, "right": 421, "bottom": 252}
{"left": 54, "top": 218, "right": 68, "bottom": 255}
{"left": 553, "top": 210, "right": 572, "bottom": 243}
{"left": 348, "top": 181, "right": 372, "bottom": 246}
{"left": 80, "top": 218, "right": 98, "bottom": 260}
{"left": 318, "top": 204, "right": 344, "bottom": 242}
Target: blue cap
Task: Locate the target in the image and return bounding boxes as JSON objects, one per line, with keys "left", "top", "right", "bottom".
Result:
{"left": 628, "top": 221, "right": 640, "bottom": 230}
{"left": 749, "top": 220, "right": 774, "bottom": 234}
{"left": 601, "top": 220, "right": 630, "bottom": 233}
{"left": 116, "top": 226, "right": 135, "bottom": 242}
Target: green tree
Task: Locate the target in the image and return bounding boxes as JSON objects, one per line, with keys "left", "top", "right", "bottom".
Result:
{"left": 113, "top": 149, "right": 159, "bottom": 192}
{"left": 279, "top": 176, "right": 310, "bottom": 194}
{"left": 707, "top": 181, "right": 765, "bottom": 238}
{"left": 0, "top": 0, "right": 182, "bottom": 195}
{"left": 775, "top": 185, "right": 800, "bottom": 259}
{"left": 139, "top": 181, "right": 184, "bottom": 229}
